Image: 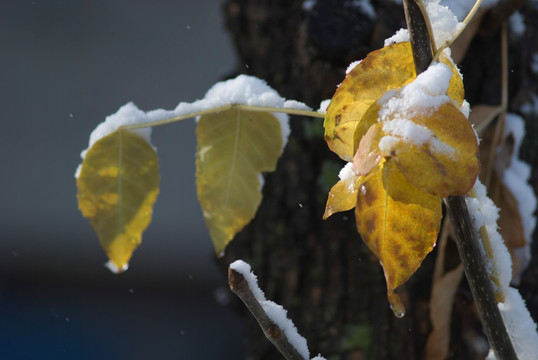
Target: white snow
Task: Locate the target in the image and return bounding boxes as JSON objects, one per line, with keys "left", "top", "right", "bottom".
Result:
{"left": 318, "top": 99, "right": 331, "bottom": 113}
{"left": 105, "top": 260, "right": 129, "bottom": 274}
{"left": 384, "top": 29, "right": 409, "bottom": 46}
{"left": 424, "top": 0, "right": 464, "bottom": 47}
{"left": 379, "top": 119, "right": 456, "bottom": 158}
{"left": 346, "top": 60, "right": 362, "bottom": 74}
{"left": 374, "top": 62, "right": 460, "bottom": 156}
{"left": 385, "top": 0, "right": 502, "bottom": 48}
{"left": 230, "top": 260, "right": 311, "bottom": 360}
{"left": 338, "top": 162, "right": 356, "bottom": 181}
{"left": 378, "top": 62, "right": 453, "bottom": 120}
{"left": 81, "top": 102, "right": 153, "bottom": 160}
{"left": 503, "top": 114, "right": 537, "bottom": 278}
{"left": 384, "top": 0, "right": 461, "bottom": 47}
{"left": 77, "top": 75, "right": 307, "bottom": 177}
{"left": 466, "top": 180, "right": 512, "bottom": 289}
{"left": 509, "top": 11, "right": 526, "bottom": 37}
{"left": 466, "top": 180, "right": 538, "bottom": 360}
{"left": 486, "top": 288, "right": 538, "bottom": 360}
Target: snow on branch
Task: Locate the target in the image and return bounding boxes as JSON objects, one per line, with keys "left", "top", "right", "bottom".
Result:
{"left": 228, "top": 260, "right": 326, "bottom": 360}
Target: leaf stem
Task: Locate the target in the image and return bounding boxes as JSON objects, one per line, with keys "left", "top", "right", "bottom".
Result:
{"left": 402, "top": 0, "right": 517, "bottom": 358}
{"left": 120, "top": 104, "right": 325, "bottom": 131}
{"left": 432, "top": 0, "right": 484, "bottom": 62}
{"left": 228, "top": 266, "right": 306, "bottom": 360}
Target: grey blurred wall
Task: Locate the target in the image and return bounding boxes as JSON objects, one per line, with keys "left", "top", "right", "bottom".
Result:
{"left": 0, "top": 1, "right": 244, "bottom": 358}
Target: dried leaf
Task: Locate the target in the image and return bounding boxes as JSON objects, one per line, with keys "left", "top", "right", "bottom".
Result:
{"left": 425, "top": 265, "right": 464, "bottom": 360}
{"left": 196, "top": 108, "right": 284, "bottom": 255}
{"left": 468, "top": 104, "right": 503, "bottom": 136}
{"left": 355, "top": 159, "right": 442, "bottom": 316}
{"left": 77, "top": 129, "right": 160, "bottom": 271}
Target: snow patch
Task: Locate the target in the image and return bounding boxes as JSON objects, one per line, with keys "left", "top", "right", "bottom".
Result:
{"left": 318, "top": 99, "right": 331, "bottom": 113}
{"left": 346, "top": 60, "right": 362, "bottom": 74}
{"left": 105, "top": 260, "right": 129, "bottom": 274}
{"left": 466, "top": 180, "right": 538, "bottom": 360}
{"left": 503, "top": 114, "right": 537, "bottom": 277}
{"left": 338, "top": 162, "right": 356, "bottom": 181}
{"left": 77, "top": 75, "right": 305, "bottom": 177}
{"left": 384, "top": 28, "right": 409, "bottom": 46}
{"left": 378, "top": 62, "right": 452, "bottom": 120}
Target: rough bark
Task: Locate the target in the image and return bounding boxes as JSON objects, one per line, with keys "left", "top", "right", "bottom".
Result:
{"left": 220, "top": 1, "right": 538, "bottom": 359}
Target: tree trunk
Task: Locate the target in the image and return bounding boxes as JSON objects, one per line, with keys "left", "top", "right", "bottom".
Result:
{"left": 220, "top": 1, "right": 538, "bottom": 359}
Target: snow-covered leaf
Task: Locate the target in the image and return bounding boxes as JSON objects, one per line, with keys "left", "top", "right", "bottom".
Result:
{"left": 379, "top": 103, "right": 479, "bottom": 197}
{"left": 324, "top": 42, "right": 416, "bottom": 162}
{"left": 77, "top": 129, "right": 160, "bottom": 271}
{"left": 196, "top": 108, "right": 284, "bottom": 255}
{"left": 323, "top": 41, "right": 464, "bottom": 162}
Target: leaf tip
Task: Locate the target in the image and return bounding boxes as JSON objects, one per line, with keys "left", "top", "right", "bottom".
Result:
{"left": 388, "top": 290, "right": 406, "bottom": 318}
{"left": 105, "top": 260, "right": 129, "bottom": 274}
{"left": 323, "top": 207, "right": 333, "bottom": 220}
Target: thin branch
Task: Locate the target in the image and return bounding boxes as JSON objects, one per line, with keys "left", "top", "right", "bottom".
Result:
{"left": 402, "top": 0, "right": 518, "bottom": 358}
{"left": 432, "top": 0, "right": 483, "bottom": 62}
{"left": 228, "top": 266, "right": 306, "bottom": 360}
{"left": 120, "top": 104, "right": 325, "bottom": 131}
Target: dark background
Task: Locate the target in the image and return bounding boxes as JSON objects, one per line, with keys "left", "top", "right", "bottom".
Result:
{"left": 0, "top": 1, "right": 244, "bottom": 358}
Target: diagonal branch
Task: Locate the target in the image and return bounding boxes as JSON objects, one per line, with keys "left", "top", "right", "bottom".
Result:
{"left": 228, "top": 265, "right": 308, "bottom": 360}
{"left": 401, "top": 0, "right": 518, "bottom": 358}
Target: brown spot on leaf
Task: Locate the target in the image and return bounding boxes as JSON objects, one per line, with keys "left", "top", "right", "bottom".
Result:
{"left": 364, "top": 187, "right": 377, "bottom": 206}
{"left": 335, "top": 114, "right": 342, "bottom": 125}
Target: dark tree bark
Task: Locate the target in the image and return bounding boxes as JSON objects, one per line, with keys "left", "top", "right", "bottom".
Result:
{"left": 219, "top": 1, "right": 538, "bottom": 359}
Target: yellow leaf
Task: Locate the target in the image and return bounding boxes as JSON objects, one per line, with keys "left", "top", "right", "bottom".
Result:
{"left": 196, "top": 109, "right": 284, "bottom": 255}
{"left": 324, "top": 42, "right": 416, "bottom": 161}
{"left": 384, "top": 103, "right": 480, "bottom": 197}
{"left": 323, "top": 174, "right": 363, "bottom": 219}
{"left": 77, "top": 129, "right": 160, "bottom": 271}
{"left": 439, "top": 56, "right": 464, "bottom": 106}
{"left": 324, "top": 42, "right": 464, "bottom": 162}
{"left": 355, "top": 159, "right": 442, "bottom": 316}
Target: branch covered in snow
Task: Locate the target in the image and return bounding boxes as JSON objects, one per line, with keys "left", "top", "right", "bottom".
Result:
{"left": 228, "top": 260, "right": 326, "bottom": 360}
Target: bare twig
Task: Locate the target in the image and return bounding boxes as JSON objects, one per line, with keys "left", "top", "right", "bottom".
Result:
{"left": 402, "top": 0, "right": 518, "bottom": 358}
{"left": 228, "top": 266, "right": 306, "bottom": 360}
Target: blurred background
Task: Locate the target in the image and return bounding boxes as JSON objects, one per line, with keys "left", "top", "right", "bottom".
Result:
{"left": 0, "top": 0, "right": 245, "bottom": 358}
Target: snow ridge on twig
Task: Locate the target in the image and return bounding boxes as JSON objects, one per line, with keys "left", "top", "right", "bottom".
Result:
{"left": 229, "top": 260, "right": 326, "bottom": 360}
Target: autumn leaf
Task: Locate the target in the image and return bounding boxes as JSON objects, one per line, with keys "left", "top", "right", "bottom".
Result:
{"left": 378, "top": 103, "right": 479, "bottom": 197}
{"left": 355, "top": 159, "right": 442, "bottom": 316}
{"left": 77, "top": 129, "right": 160, "bottom": 272}
{"left": 196, "top": 108, "right": 284, "bottom": 255}
{"left": 324, "top": 42, "right": 416, "bottom": 161}
{"left": 324, "top": 172, "right": 363, "bottom": 219}
{"left": 324, "top": 41, "right": 464, "bottom": 162}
